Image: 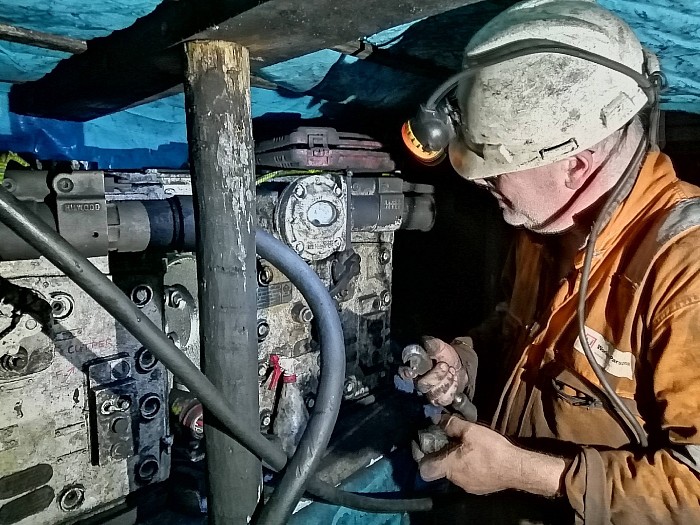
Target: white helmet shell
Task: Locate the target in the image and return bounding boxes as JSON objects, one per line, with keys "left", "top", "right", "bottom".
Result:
{"left": 450, "top": 0, "right": 654, "bottom": 180}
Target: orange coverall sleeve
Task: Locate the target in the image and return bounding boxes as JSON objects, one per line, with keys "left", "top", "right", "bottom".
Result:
{"left": 563, "top": 229, "right": 700, "bottom": 525}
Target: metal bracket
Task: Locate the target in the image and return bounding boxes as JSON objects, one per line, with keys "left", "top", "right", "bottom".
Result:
{"left": 256, "top": 127, "right": 395, "bottom": 172}
{"left": 54, "top": 171, "right": 109, "bottom": 257}
{"left": 87, "top": 355, "right": 137, "bottom": 466}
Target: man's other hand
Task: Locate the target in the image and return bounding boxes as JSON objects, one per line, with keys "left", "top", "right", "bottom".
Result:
{"left": 419, "top": 415, "right": 567, "bottom": 497}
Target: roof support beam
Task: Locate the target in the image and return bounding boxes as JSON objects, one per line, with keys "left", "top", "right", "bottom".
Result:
{"left": 10, "top": 0, "right": 483, "bottom": 121}
{"left": 0, "top": 23, "right": 87, "bottom": 54}
{"left": 183, "top": 40, "right": 261, "bottom": 524}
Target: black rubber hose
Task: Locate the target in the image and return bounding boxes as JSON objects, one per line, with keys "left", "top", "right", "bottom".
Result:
{"left": 255, "top": 231, "right": 345, "bottom": 525}
{"left": 576, "top": 136, "right": 649, "bottom": 448}
{"left": 305, "top": 480, "right": 433, "bottom": 512}
{"left": 0, "top": 186, "right": 433, "bottom": 514}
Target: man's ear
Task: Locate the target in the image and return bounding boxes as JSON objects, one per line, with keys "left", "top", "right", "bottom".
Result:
{"left": 564, "top": 150, "right": 594, "bottom": 190}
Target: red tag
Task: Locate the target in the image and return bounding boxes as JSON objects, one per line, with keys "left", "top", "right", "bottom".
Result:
{"left": 268, "top": 354, "right": 283, "bottom": 390}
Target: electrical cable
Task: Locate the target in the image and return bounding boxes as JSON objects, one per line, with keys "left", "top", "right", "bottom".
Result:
{"left": 0, "top": 186, "right": 433, "bottom": 515}
{"left": 576, "top": 135, "right": 650, "bottom": 448}
{"left": 255, "top": 169, "right": 327, "bottom": 185}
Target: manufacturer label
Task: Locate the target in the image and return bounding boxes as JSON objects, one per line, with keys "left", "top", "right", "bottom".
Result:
{"left": 573, "top": 326, "right": 635, "bottom": 380}
{"left": 257, "top": 282, "right": 293, "bottom": 309}
{"left": 383, "top": 198, "right": 401, "bottom": 210}
{"left": 62, "top": 203, "right": 101, "bottom": 212}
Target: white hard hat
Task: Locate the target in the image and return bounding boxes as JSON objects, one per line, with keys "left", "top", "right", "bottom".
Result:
{"left": 450, "top": 0, "right": 658, "bottom": 180}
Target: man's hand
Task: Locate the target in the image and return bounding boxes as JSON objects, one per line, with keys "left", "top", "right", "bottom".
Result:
{"left": 419, "top": 415, "right": 567, "bottom": 498}
{"left": 414, "top": 337, "right": 468, "bottom": 406}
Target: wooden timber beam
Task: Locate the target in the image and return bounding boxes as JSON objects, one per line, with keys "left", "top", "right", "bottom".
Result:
{"left": 10, "top": 0, "right": 482, "bottom": 121}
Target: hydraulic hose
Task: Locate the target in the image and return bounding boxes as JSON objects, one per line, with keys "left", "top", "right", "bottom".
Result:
{"left": 576, "top": 136, "right": 650, "bottom": 448}
{"left": 0, "top": 186, "right": 433, "bottom": 515}
{"left": 255, "top": 231, "right": 345, "bottom": 525}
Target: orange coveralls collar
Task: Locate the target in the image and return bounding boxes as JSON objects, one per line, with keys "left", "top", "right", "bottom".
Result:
{"left": 496, "top": 151, "right": 700, "bottom": 524}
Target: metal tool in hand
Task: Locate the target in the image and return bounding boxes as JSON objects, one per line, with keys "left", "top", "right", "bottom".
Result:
{"left": 401, "top": 343, "right": 478, "bottom": 423}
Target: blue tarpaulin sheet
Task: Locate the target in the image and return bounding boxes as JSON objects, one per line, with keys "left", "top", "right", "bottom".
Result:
{"left": 0, "top": 0, "right": 698, "bottom": 165}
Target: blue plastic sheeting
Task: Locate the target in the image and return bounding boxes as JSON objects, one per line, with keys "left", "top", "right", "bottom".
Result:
{"left": 0, "top": 42, "right": 69, "bottom": 83}
{"left": 0, "top": 0, "right": 160, "bottom": 81}
{"left": 259, "top": 49, "right": 345, "bottom": 93}
{"left": 0, "top": 0, "right": 699, "bottom": 168}
{"left": 0, "top": 0, "right": 330, "bottom": 168}
{"left": 0, "top": 0, "right": 158, "bottom": 38}
{"left": 0, "top": 83, "right": 324, "bottom": 168}
{"left": 599, "top": 0, "right": 700, "bottom": 113}
{"left": 289, "top": 450, "right": 416, "bottom": 525}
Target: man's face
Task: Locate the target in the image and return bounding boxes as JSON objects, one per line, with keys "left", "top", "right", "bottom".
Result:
{"left": 474, "top": 156, "right": 576, "bottom": 234}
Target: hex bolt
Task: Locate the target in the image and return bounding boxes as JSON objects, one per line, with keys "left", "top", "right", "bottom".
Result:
{"left": 258, "top": 265, "right": 274, "bottom": 286}
{"left": 136, "top": 457, "right": 160, "bottom": 483}
{"left": 293, "top": 241, "right": 305, "bottom": 254}
{"left": 135, "top": 348, "right": 157, "bottom": 373}
{"left": 110, "top": 442, "right": 129, "bottom": 460}
{"left": 58, "top": 486, "right": 85, "bottom": 512}
{"left": 139, "top": 394, "right": 162, "bottom": 420}
{"left": 300, "top": 307, "right": 314, "bottom": 323}
{"left": 56, "top": 178, "right": 74, "bottom": 193}
{"left": 294, "top": 185, "right": 306, "bottom": 198}
{"left": 333, "top": 238, "right": 342, "bottom": 249}
{"left": 257, "top": 320, "right": 270, "bottom": 341}
{"left": 51, "top": 294, "right": 73, "bottom": 320}
{"left": 381, "top": 291, "right": 392, "bottom": 306}
{"left": 306, "top": 397, "right": 315, "bottom": 409}
{"left": 292, "top": 303, "right": 314, "bottom": 323}
{"left": 167, "top": 289, "right": 184, "bottom": 308}
{"left": 260, "top": 410, "right": 272, "bottom": 429}
{"left": 2, "top": 179, "right": 15, "bottom": 193}
{"left": 131, "top": 285, "right": 153, "bottom": 307}
{"left": 51, "top": 301, "right": 65, "bottom": 316}
{"left": 333, "top": 186, "right": 343, "bottom": 197}
{"left": 111, "top": 360, "right": 131, "bottom": 380}
{"left": 24, "top": 318, "right": 38, "bottom": 330}
{"left": 111, "top": 417, "right": 129, "bottom": 434}
{"left": 1, "top": 353, "right": 27, "bottom": 372}
{"left": 116, "top": 396, "right": 132, "bottom": 411}
{"left": 379, "top": 249, "right": 391, "bottom": 265}
{"left": 258, "top": 363, "right": 268, "bottom": 377}
{"left": 344, "top": 379, "right": 355, "bottom": 395}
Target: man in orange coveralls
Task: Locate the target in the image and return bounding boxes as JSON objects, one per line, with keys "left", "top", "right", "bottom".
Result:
{"left": 405, "top": 1, "right": 700, "bottom": 524}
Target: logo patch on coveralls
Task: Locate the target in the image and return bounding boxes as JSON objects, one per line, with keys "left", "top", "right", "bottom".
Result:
{"left": 573, "top": 326, "right": 635, "bottom": 380}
